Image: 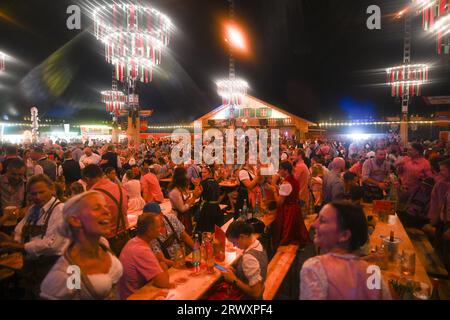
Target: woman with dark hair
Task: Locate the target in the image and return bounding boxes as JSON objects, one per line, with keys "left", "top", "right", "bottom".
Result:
{"left": 168, "top": 167, "right": 201, "bottom": 235}
{"left": 267, "top": 161, "right": 310, "bottom": 250}
{"left": 300, "top": 202, "right": 391, "bottom": 300}
{"left": 214, "top": 221, "right": 268, "bottom": 300}
{"left": 196, "top": 166, "right": 224, "bottom": 233}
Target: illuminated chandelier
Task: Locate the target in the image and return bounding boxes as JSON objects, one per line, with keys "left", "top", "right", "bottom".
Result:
{"left": 0, "top": 52, "right": 5, "bottom": 71}
{"left": 413, "top": 0, "right": 450, "bottom": 55}
{"left": 93, "top": 2, "right": 172, "bottom": 84}
{"left": 101, "top": 89, "right": 127, "bottom": 114}
{"left": 386, "top": 64, "right": 429, "bottom": 97}
{"left": 101, "top": 72, "right": 127, "bottom": 115}
{"left": 216, "top": 78, "right": 248, "bottom": 106}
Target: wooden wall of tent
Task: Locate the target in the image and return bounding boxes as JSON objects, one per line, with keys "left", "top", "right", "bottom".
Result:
{"left": 194, "top": 95, "right": 316, "bottom": 139}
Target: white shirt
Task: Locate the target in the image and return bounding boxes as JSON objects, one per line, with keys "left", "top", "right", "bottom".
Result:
{"left": 238, "top": 169, "right": 255, "bottom": 182}
{"left": 40, "top": 237, "right": 122, "bottom": 300}
{"left": 14, "top": 197, "right": 69, "bottom": 260}
{"left": 79, "top": 153, "right": 101, "bottom": 169}
{"left": 242, "top": 240, "right": 265, "bottom": 287}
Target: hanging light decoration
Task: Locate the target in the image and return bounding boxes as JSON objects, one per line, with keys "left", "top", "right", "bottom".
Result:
{"left": 0, "top": 52, "right": 5, "bottom": 71}
{"left": 386, "top": 64, "right": 429, "bottom": 97}
{"left": 216, "top": 79, "right": 249, "bottom": 106}
{"left": 216, "top": 0, "right": 249, "bottom": 119}
{"left": 93, "top": 3, "right": 172, "bottom": 84}
{"left": 101, "top": 89, "right": 127, "bottom": 114}
{"left": 413, "top": 0, "right": 450, "bottom": 55}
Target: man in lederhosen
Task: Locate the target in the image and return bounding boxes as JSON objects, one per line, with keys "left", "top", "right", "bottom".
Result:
{"left": 0, "top": 174, "right": 69, "bottom": 299}
{"left": 362, "top": 148, "right": 391, "bottom": 202}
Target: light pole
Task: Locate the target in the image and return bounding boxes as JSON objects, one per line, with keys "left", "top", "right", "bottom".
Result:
{"left": 30, "top": 107, "right": 39, "bottom": 143}
{"left": 216, "top": 0, "right": 249, "bottom": 128}
{"left": 386, "top": 9, "right": 428, "bottom": 146}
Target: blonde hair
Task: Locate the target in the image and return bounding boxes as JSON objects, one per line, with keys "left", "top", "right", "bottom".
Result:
{"left": 60, "top": 191, "right": 103, "bottom": 239}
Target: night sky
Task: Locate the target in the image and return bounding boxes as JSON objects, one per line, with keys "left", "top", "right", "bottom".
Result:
{"left": 0, "top": 0, "right": 449, "bottom": 123}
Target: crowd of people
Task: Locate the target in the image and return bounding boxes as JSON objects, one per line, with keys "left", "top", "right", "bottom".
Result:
{"left": 0, "top": 133, "right": 448, "bottom": 300}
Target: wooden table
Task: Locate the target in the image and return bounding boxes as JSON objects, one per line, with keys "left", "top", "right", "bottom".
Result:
{"left": 128, "top": 218, "right": 241, "bottom": 300}
{"left": 365, "top": 206, "right": 432, "bottom": 291}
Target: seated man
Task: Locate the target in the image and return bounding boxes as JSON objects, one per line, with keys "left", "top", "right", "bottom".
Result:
{"left": 144, "top": 202, "right": 194, "bottom": 268}
{"left": 0, "top": 159, "right": 27, "bottom": 229}
{"left": 119, "top": 212, "right": 170, "bottom": 299}
{"left": 0, "top": 174, "right": 69, "bottom": 298}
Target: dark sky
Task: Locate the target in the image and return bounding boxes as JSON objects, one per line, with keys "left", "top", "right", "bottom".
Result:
{"left": 0, "top": 0, "right": 449, "bottom": 123}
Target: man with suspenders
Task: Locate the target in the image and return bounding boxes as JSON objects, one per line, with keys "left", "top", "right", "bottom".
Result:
{"left": 0, "top": 174, "right": 69, "bottom": 298}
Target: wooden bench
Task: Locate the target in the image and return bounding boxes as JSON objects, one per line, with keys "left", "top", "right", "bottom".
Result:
{"left": 262, "top": 214, "right": 316, "bottom": 300}
{"left": 263, "top": 244, "right": 299, "bottom": 300}
{"left": 406, "top": 228, "right": 448, "bottom": 279}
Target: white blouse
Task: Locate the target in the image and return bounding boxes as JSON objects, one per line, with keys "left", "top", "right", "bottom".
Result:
{"left": 40, "top": 239, "right": 123, "bottom": 300}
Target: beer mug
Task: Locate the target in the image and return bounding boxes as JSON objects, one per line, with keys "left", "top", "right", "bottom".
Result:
{"left": 3, "top": 206, "right": 19, "bottom": 227}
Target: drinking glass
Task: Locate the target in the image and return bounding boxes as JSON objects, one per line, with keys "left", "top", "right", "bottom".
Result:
{"left": 400, "top": 250, "right": 416, "bottom": 276}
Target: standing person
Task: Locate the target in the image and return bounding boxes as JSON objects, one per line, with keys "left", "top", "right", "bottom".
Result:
{"left": 168, "top": 167, "right": 201, "bottom": 235}
{"left": 396, "top": 143, "right": 434, "bottom": 227}
{"left": 141, "top": 167, "right": 164, "bottom": 203}
{"left": 300, "top": 202, "right": 391, "bottom": 300}
{"left": 196, "top": 166, "right": 223, "bottom": 233}
{"left": 71, "top": 143, "right": 84, "bottom": 163}
{"left": 33, "top": 147, "right": 57, "bottom": 181}
{"left": 61, "top": 150, "right": 82, "bottom": 187}
{"left": 82, "top": 164, "right": 128, "bottom": 256}
{"left": 79, "top": 147, "right": 101, "bottom": 169}
{"left": 40, "top": 191, "right": 123, "bottom": 300}
{"left": 322, "top": 157, "right": 346, "bottom": 204}
{"left": 293, "top": 149, "right": 310, "bottom": 214}
{"left": 100, "top": 145, "right": 121, "bottom": 173}
{"left": 0, "top": 175, "right": 69, "bottom": 298}
{"left": 235, "top": 161, "right": 263, "bottom": 219}
{"left": 123, "top": 170, "right": 145, "bottom": 216}
{"left": 119, "top": 213, "right": 170, "bottom": 299}
{"left": 361, "top": 148, "right": 390, "bottom": 202}
{"left": 267, "top": 161, "right": 310, "bottom": 250}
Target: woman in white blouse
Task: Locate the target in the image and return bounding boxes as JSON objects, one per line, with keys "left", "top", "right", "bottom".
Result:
{"left": 300, "top": 202, "right": 391, "bottom": 300}
{"left": 168, "top": 167, "right": 201, "bottom": 235}
{"left": 122, "top": 170, "right": 145, "bottom": 216}
{"left": 40, "top": 191, "right": 123, "bottom": 300}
